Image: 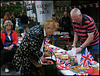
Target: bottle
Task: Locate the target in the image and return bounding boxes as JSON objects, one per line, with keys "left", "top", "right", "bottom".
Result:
{"left": 70, "top": 57, "right": 75, "bottom": 66}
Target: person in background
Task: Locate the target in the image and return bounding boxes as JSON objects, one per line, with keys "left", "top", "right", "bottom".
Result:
{"left": 20, "top": 11, "right": 28, "bottom": 32}
{"left": 13, "top": 19, "right": 58, "bottom": 76}
{"left": 61, "top": 12, "right": 73, "bottom": 40}
{"left": 18, "top": 14, "right": 23, "bottom": 36}
{"left": 70, "top": 8, "right": 99, "bottom": 59}
{"left": 10, "top": 12, "right": 16, "bottom": 31}
{"left": 55, "top": 14, "right": 61, "bottom": 26}
{"left": 61, "top": 12, "right": 72, "bottom": 32}
{"left": 52, "top": 13, "right": 56, "bottom": 20}
{"left": 18, "top": 14, "right": 22, "bottom": 27}
{"left": 55, "top": 14, "right": 62, "bottom": 31}
{"left": 1, "top": 20, "right": 18, "bottom": 73}
{"left": 3, "top": 12, "right": 11, "bottom": 26}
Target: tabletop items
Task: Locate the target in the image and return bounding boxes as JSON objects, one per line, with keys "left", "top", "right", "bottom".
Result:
{"left": 44, "top": 44, "right": 99, "bottom": 75}
{"left": 84, "top": 68, "right": 99, "bottom": 75}
{"left": 17, "top": 36, "right": 99, "bottom": 75}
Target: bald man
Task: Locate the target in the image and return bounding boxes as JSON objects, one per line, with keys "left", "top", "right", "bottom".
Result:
{"left": 70, "top": 8, "right": 99, "bottom": 59}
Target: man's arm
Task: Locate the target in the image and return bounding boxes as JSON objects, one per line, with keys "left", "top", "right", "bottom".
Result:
{"left": 72, "top": 32, "right": 79, "bottom": 47}
{"left": 81, "top": 32, "right": 94, "bottom": 48}
{"left": 76, "top": 32, "right": 94, "bottom": 53}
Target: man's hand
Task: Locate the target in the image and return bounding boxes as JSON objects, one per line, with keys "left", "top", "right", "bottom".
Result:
{"left": 76, "top": 47, "right": 82, "bottom": 54}
{"left": 72, "top": 44, "right": 76, "bottom": 47}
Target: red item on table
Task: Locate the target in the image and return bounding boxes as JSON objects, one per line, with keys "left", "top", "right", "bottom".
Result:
{"left": 40, "top": 57, "right": 54, "bottom": 65}
{"left": 84, "top": 68, "right": 99, "bottom": 75}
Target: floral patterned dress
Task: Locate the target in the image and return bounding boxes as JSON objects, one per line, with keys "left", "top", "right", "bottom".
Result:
{"left": 13, "top": 25, "right": 44, "bottom": 75}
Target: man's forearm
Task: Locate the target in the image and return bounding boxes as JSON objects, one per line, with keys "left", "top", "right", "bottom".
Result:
{"left": 73, "top": 32, "right": 78, "bottom": 45}
{"left": 81, "top": 37, "right": 93, "bottom": 48}
{"left": 81, "top": 32, "right": 94, "bottom": 48}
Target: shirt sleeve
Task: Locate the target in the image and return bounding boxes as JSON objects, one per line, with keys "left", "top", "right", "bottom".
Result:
{"left": 87, "top": 21, "right": 95, "bottom": 33}
{"left": 72, "top": 22, "right": 76, "bottom": 32}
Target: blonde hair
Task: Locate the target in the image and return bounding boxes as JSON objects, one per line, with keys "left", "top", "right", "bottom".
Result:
{"left": 43, "top": 19, "right": 59, "bottom": 29}
{"left": 70, "top": 8, "right": 81, "bottom": 17}
{"left": 4, "top": 12, "right": 10, "bottom": 19}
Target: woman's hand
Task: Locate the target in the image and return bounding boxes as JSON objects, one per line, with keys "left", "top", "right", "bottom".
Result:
{"left": 4, "top": 47, "right": 9, "bottom": 50}
{"left": 7, "top": 44, "right": 14, "bottom": 50}
{"left": 44, "top": 51, "right": 51, "bottom": 57}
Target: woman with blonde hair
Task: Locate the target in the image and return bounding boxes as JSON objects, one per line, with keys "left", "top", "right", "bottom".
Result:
{"left": 13, "top": 19, "right": 58, "bottom": 75}
{"left": 3, "top": 12, "right": 11, "bottom": 25}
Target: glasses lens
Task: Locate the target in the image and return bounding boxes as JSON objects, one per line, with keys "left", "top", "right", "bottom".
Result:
{"left": 6, "top": 25, "right": 11, "bottom": 26}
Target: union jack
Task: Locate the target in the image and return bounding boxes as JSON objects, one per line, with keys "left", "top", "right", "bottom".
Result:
{"left": 73, "top": 73, "right": 90, "bottom": 76}
{"left": 57, "top": 64, "right": 72, "bottom": 70}
{"left": 72, "top": 56, "right": 77, "bottom": 60}
{"left": 48, "top": 47, "right": 59, "bottom": 51}
{"left": 56, "top": 59, "right": 65, "bottom": 64}
{"left": 57, "top": 58, "right": 69, "bottom": 64}
{"left": 90, "top": 61, "right": 97, "bottom": 65}
{"left": 45, "top": 37, "right": 50, "bottom": 45}
{"left": 61, "top": 51, "right": 67, "bottom": 54}
{"left": 80, "top": 48, "right": 93, "bottom": 67}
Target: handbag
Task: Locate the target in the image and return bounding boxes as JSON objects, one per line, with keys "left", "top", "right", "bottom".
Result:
{"left": 35, "top": 49, "right": 57, "bottom": 76}
{"left": 41, "top": 50, "right": 57, "bottom": 76}
{"left": 31, "top": 36, "right": 57, "bottom": 75}
{"left": 42, "top": 59, "right": 57, "bottom": 76}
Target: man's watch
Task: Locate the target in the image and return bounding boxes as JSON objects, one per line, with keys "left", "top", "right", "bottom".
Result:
{"left": 80, "top": 45, "right": 83, "bottom": 48}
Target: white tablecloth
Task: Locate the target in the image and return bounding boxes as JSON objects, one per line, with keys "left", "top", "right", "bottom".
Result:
{"left": 46, "top": 44, "right": 99, "bottom": 75}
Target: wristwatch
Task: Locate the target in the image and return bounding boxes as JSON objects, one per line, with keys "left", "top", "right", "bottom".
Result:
{"left": 80, "top": 45, "right": 83, "bottom": 48}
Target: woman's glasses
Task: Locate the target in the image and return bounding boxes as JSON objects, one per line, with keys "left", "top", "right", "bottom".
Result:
{"left": 6, "top": 24, "right": 11, "bottom": 26}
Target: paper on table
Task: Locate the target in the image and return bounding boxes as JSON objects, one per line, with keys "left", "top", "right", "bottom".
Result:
{"left": 67, "top": 50, "right": 73, "bottom": 57}
{"left": 72, "top": 47, "right": 76, "bottom": 56}
{"left": 67, "top": 47, "right": 76, "bottom": 57}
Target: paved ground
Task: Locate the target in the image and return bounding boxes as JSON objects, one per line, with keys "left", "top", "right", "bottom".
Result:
{"left": 1, "top": 66, "right": 21, "bottom": 75}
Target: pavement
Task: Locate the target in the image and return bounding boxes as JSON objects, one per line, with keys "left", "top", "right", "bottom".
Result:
{"left": 1, "top": 65, "right": 21, "bottom": 75}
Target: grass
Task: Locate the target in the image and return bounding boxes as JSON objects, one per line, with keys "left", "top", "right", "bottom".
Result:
{"left": 1, "top": 26, "right": 4, "bottom": 31}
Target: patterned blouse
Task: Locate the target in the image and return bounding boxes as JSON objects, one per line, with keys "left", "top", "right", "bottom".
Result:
{"left": 13, "top": 25, "right": 44, "bottom": 75}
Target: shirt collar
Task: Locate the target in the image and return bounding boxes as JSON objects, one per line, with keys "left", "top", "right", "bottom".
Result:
{"left": 44, "top": 28, "right": 46, "bottom": 37}
{"left": 2, "top": 29, "right": 13, "bottom": 34}
{"left": 2, "top": 29, "right": 6, "bottom": 33}
{"left": 82, "top": 14, "right": 85, "bottom": 25}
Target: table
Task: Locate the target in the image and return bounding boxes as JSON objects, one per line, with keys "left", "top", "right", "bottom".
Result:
{"left": 57, "top": 37, "right": 70, "bottom": 42}
{"left": 45, "top": 44, "right": 99, "bottom": 75}
{"left": 51, "top": 35, "right": 70, "bottom": 45}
